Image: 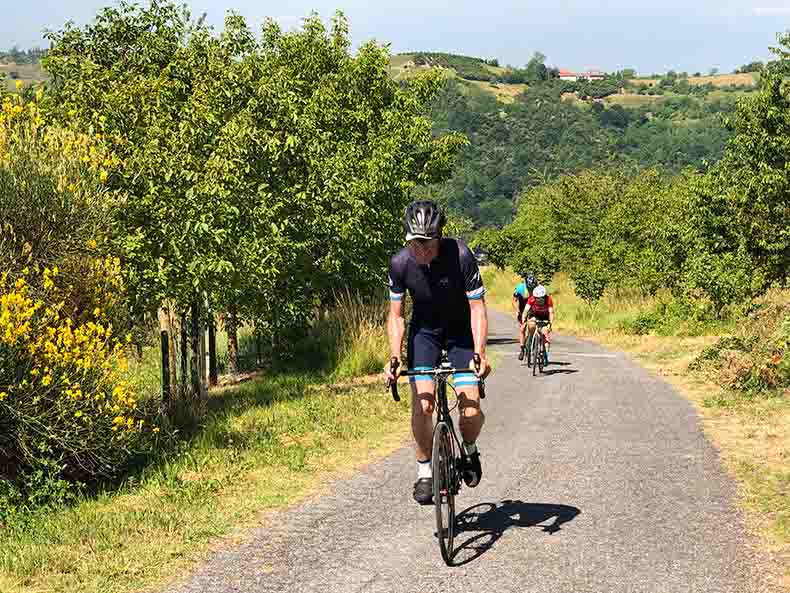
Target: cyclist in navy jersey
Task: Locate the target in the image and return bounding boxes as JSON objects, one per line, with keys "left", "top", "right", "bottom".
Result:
{"left": 384, "top": 200, "right": 490, "bottom": 505}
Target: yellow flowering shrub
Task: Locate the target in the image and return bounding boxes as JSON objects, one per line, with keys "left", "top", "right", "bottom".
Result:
{"left": 0, "top": 270, "right": 158, "bottom": 500}
{"left": 0, "top": 88, "right": 158, "bottom": 510}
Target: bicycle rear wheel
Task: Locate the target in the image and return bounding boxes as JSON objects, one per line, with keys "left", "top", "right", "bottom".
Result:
{"left": 432, "top": 421, "right": 456, "bottom": 565}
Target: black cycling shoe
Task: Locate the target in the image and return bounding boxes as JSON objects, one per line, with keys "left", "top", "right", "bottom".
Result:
{"left": 518, "top": 346, "right": 525, "bottom": 361}
{"left": 413, "top": 478, "right": 434, "bottom": 505}
{"left": 462, "top": 451, "right": 482, "bottom": 488}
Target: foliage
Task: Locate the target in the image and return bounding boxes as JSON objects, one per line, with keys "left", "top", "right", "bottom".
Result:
{"left": 43, "top": 3, "right": 465, "bottom": 354}
{"left": 696, "top": 48, "right": 790, "bottom": 291}
{"left": 690, "top": 289, "right": 790, "bottom": 393}
{"left": 427, "top": 74, "right": 737, "bottom": 226}
{"left": 0, "top": 272, "right": 159, "bottom": 514}
{"left": 411, "top": 52, "right": 496, "bottom": 81}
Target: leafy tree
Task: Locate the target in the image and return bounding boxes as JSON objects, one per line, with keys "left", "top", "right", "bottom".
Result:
{"left": 43, "top": 2, "right": 465, "bottom": 414}
{"left": 689, "top": 35, "right": 790, "bottom": 292}
{"left": 525, "top": 51, "right": 548, "bottom": 83}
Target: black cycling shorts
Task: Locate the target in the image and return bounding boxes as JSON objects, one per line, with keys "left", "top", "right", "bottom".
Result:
{"left": 406, "top": 325, "right": 478, "bottom": 388}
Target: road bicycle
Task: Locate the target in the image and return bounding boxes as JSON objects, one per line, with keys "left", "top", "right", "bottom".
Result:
{"left": 528, "top": 320, "right": 551, "bottom": 376}
{"left": 387, "top": 353, "right": 486, "bottom": 565}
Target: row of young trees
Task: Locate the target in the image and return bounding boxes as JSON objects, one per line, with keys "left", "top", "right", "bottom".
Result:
{"left": 1, "top": 2, "right": 466, "bottom": 503}
{"left": 475, "top": 34, "right": 790, "bottom": 310}
{"left": 38, "top": 2, "right": 465, "bottom": 408}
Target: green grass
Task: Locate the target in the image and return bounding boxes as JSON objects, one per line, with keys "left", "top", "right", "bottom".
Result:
{"left": 0, "top": 374, "right": 409, "bottom": 593}
{"left": 0, "top": 297, "right": 401, "bottom": 593}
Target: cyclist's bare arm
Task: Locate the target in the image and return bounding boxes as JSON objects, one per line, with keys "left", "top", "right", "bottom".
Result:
{"left": 386, "top": 299, "right": 405, "bottom": 380}
{"left": 469, "top": 298, "right": 490, "bottom": 377}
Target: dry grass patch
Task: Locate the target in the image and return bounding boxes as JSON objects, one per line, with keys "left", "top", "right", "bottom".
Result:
{"left": 466, "top": 80, "right": 524, "bottom": 103}
{"left": 605, "top": 93, "right": 664, "bottom": 108}
{"left": 630, "top": 73, "right": 757, "bottom": 88}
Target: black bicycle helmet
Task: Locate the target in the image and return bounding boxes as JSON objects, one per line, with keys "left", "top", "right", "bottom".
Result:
{"left": 524, "top": 272, "right": 538, "bottom": 291}
{"left": 403, "top": 200, "right": 446, "bottom": 241}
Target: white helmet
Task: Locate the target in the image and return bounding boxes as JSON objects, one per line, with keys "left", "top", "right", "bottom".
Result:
{"left": 533, "top": 284, "right": 547, "bottom": 298}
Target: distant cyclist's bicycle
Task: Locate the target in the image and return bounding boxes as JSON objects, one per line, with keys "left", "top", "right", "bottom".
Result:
{"left": 528, "top": 320, "right": 551, "bottom": 376}
{"left": 387, "top": 353, "right": 486, "bottom": 565}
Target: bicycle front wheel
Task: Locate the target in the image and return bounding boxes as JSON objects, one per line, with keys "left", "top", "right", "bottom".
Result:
{"left": 531, "top": 332, "right": 540, "bottom": 376}
{"left": 432, "top": 421, "right": 456, "bottom": 565}
{"left": 537, "top": 333, "right": 545, "bottom": 374}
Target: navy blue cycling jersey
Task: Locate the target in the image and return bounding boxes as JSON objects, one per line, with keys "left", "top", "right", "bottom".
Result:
{"left": 388, "top": 238, "right": 485, "bottom": 330}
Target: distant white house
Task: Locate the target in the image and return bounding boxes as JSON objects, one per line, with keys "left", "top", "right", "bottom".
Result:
{"left": 559, "top": 69, "right": 606, "bottom": 82}
{"left": 581, "top": 70, "right": 605, "bottom": 81}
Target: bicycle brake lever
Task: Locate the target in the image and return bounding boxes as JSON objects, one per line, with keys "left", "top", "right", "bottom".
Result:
{"left": 473, "top": 353, "right": 487, "bottom": 399}
{"left": 387, "top": 357, "right": 400, "bottom": 402}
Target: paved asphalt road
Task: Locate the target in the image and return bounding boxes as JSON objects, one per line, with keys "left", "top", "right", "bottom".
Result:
{"left": 165, "top": 310, "right": 759, "bottom": 593}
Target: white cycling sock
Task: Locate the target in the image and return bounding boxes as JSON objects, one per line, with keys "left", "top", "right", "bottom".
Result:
{"left": 463, "top": 441, "right": 477, "bottom": 455}
{"left": 417, "top": 459, "right": 432, "bottom": 479}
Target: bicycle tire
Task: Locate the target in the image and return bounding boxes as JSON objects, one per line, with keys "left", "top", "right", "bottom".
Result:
{"left": 537, "top": 333, "right": 545, "bottom": 373}
{"left": 432, "top": 421, "right": 456, "bottom": 565}
{"left": 531, "top": 332, "right": 539, "bottom": 376}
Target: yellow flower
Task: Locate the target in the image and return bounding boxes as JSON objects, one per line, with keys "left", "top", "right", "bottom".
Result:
{"left": 74, "top": 411, "right": 83, "bottom": 418}
{"left": 86, "top": 239, "right": 97, "bottom": 250}
{"left": 42, "top": 375, "right": 52, "bottom": 386}
{"left": 15, "top": 80, "right": 23, "bottom": 90}
{"left": 0, "top": 391, "right": 7, "bottom": 401}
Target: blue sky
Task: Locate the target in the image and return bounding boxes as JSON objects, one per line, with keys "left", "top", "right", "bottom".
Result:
{"left": 3, "top": 0, "right": 789, "bottom": 74}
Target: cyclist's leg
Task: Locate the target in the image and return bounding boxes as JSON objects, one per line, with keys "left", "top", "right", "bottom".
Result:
{"left": 407, "top": 326, "right": 440, "bottom": 462}
{"left": 448, "top": 331, "right": 484, "bottom": 487}
{"left": 527, "top": 317, "right": 537, "bottom": 350}
{"left": 447, "top": 332, "right": 485, "bottom": 445}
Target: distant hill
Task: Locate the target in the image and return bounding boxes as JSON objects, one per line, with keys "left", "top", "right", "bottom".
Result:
{"left": 390, "top": 52, "right": 761, "bottom": 107}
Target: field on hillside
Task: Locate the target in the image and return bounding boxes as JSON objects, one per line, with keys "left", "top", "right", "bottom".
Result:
{"left": 465, "top": 79, "right": 525, "bottom": 103}
{"left": 604, "top": 93, "right": 664, "bottom": 107}
{"left": 630, "top": 72, "right": 757, "bottom": 88}
{"left": 0, "top": 62, "right": 46, "bottom": 90}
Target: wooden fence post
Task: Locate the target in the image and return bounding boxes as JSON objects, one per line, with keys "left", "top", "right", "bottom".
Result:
{"left": 160, "top": 330, "right": 170, "bottom": 401}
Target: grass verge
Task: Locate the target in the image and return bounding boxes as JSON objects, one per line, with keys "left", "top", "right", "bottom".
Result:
{"left": 482, "top": 265, "right": 790, "bottom": 590}
{"left": 0, "top": 375, "right": 409, "bottom": 593}
{"left": 0, "top": 297, "right": 405, "bottom": 593}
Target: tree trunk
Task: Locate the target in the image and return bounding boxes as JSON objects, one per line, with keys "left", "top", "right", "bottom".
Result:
{"left": 180, "top": 312, "right": 188, "bottom": 398}
{"left": 190, "top": 300, "right": 206, "bottom": 413}
{"left": 168, "top": 311, "right": 178, "bottom": 398}
{"left": 226, "top": 304, "right": 239, "bottom": 375}
{"left": 208, "top": 316, "right": 218, "bottom": 386}
{"left": 157, "top": 307, "right": 178, "bottom": 399}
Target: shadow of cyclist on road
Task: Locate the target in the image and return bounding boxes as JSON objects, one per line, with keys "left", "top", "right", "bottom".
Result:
{"left": 450, "top": 500, "right": 581, "bottom": 566}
